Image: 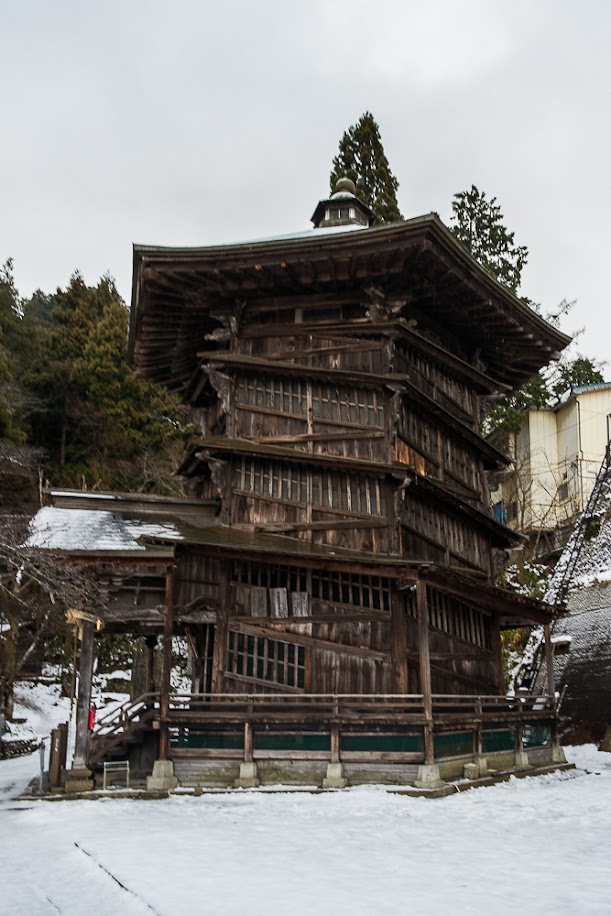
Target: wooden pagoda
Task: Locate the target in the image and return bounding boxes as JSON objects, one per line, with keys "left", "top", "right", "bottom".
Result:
{"left": 60, "top": 180, "right": 571, "bottom": 790}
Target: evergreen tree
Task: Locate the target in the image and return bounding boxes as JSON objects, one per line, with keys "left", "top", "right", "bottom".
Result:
{"left": 330, "top": 112, "right": 402, "bottom": 224}
{"left": 450, "top": 185, "right": 528, "bottom": 292}
{"left": 484, "top": 353, "right": 604, "bottom": 437}
{"left": 0, "top": 260, "right": 28, "bottom": 443}
{"left": 19, "top": 272, "right": 191, "bottom": 492}
{"left": 449, "top": 185, "right": 604, "bottom": 438}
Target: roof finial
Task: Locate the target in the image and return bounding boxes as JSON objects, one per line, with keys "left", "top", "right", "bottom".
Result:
{"left": 334, "top": 177, "right": 356, "bottom": 195}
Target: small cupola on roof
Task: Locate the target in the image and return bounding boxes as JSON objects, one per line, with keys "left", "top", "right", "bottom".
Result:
{"left": 311, "top": 177, "right": 374, "bottom": 230}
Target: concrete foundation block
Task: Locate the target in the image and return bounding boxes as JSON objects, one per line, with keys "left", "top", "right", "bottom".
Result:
{"left": 322, "top": 762, "right": 348, "bottom": 789}
{"left": 234, "top": 761, "right": 260, "bottom": 788}
{"left": 551, "top": 745, "right": 567, "bottom": 764}
{"left": 65, "top": 766, "right": 94, "bottom": 793}
{"left": 415, "top": 764, "right": 444, "bottom": 789}
{"left": 514, "top": 750, "right": 530, "bottom": 768}
{"left": 475, "top": 755, "right": 488, "bottom": 777}
{"left": 463, "top": 762, "right": 479, "bottom": 780}
{"left": 147, "top": 759, "right": 178, "bottom": 791}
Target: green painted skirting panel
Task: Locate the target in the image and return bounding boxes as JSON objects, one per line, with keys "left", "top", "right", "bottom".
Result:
{"left": 255, "top": 734, "right": 331, "bottom": 751}
{"left": 171, "top": 734, "right": 244, "bottom": 750}
{"left": 482, "top": 729, "right": 515, "bottom": 753}
{"left": 341, "top": 734, "right": 424, "bottom": 752}
{"left": 434, "top": 733, "right": 474, "bottom": 757}
{"left": 523, "top": 726, "right": 551, "bottom": 748}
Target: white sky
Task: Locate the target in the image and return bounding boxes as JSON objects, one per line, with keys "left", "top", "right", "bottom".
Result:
{"left": 2, "top": 0, "right": 610, "bottom": 370}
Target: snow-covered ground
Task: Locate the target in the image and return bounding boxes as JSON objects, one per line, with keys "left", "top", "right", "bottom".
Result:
{"left": 0, "top": 745, "right": 609, "bottom": 915}
{"left": 3, "top": 684, "right": 611, "bottom": 915}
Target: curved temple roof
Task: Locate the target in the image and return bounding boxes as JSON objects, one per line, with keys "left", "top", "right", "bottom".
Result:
{"left": 128, "top": 214, "right": 570, "bottom": 393}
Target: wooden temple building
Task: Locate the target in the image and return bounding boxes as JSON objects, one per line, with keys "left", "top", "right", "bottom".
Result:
{"left": 38, "top": 179, "right": 572, "bottom": 790}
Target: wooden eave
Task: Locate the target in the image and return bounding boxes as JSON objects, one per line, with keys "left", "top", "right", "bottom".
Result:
{"left": 47, "top": 488, "right": 218, "bottom": 519}
{"left": 419, "top": 566, "right": 558, "bottom": 626}
{"left": 142, "top": 523, "right": 417, "bottom": 575}
{"left": 129, "top": 525, "right": 553, "bottom": 626}
{"left": 42, "top": 548, "right": 176, "bottom": 565}
{"left": 129, "top": 216, "right": 570, "bottom": 391}
{"left": 229, "top": 317, "right": 508, "bottom": 396}
{"left": 180, "top": 437, "right": 520, "bottom": 546}
{"left": 402, "top": 474, "right": 522, "bottom": 547}
{"left": 188, "top": 351, "right": 507, "bottom": 469}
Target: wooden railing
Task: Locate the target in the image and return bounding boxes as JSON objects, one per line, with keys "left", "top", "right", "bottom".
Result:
{"left": 92, "top": 691, "right": 556, "bottom": 733}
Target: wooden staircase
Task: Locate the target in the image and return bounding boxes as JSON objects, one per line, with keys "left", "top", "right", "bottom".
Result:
{"left": 88, "top": 693, "right": 159, "bottom": 767}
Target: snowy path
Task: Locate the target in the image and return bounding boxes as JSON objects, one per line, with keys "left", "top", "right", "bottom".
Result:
{"left": 1, "top": 746, "right": 610, "bottom": 915}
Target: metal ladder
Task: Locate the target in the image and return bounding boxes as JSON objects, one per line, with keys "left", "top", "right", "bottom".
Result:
{"left": 516, "top": 444, "right": 611, "bottom": 693}
{"left": 548, "top": 445, "right": 611, "bottom": 607}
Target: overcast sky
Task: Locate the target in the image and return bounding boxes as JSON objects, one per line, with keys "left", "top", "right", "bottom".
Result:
{"left": 2, "top": 0, "right": 610, "bottom": 369}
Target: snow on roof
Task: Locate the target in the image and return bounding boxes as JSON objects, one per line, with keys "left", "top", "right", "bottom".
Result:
{"left": 234, "top": 222, "right": 366, "bottom": 245}
{"left": 546, "top": 473, "right": 611, "bottom": 600}
{"left": 26, "top": 506, "right": 181, "bottom": 552}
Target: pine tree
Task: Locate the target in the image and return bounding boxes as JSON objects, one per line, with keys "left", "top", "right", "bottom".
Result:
{"left": 330, "top": 112, "right": 402, "bottom": 224}
{"left": 450, "top": 185, "right": 528, "bottom": 292}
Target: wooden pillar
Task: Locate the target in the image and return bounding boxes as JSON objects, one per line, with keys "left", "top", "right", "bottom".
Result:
{"left": 244, "top": 721, "right": 254, "bottom": 763}
{"left": 417, "top": 580, "right": 434, "bottom": 765}
{"left": 159, "top": 567, "right": 175, "bottom": 761}
{"left": 474, "top": 698, "right": 483, "bottom": 756}
{"left": 390, "top": 587, "right": 409, "bottom": 694}
{"left": 145, "top": 636, "right": 157, "bottom": 695}
{"left": 543, "top": 624, "right": 556, "bottom": 706}
{"left": 212, "top": 561, "right": 229, "bottom": 693}
{"left": 490, "top": 617, "right": 505, "bottom": 693}
{"left": 73, "top": 619, "right": 95, "bottom": 768}
{"left": 330, "top": 724, "right": 341, "bottom": 764}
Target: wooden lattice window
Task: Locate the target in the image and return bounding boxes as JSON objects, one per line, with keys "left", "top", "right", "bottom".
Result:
{"left": 234, "top": 458, "right": 386, "bottom": 516}
{"left": 232, "top": 563, "right": 391, "bottom": 614}
{"left": 312, "top": 470, "right": 385, "bottom": 516}
{"left": 238, "top": 374, "right": 385, "bottom": 428}
{"left": 407, "top": 587, "right": 492, "bottom": 650}
{"left": 234, "top": 459, "right": 308, "bottom": 504}
{"left": 227, "top": 631, "right": 305, "bottom": 689}
{"left": 238, "top": 375, "right": 308, "bottom": 416}
{"left": 311, "top": 570, "right": 391, "bottom": 612}
{"left": 311, "top": 382, "right": 384, "bottom": 427}
{"left": 232, "top": 562, "right": 307, "bottom": 592}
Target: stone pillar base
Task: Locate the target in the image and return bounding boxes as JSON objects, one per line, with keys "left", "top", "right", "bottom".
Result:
{"left": 515, "top": 750, "right": 530, "bottom": 768}
{"left": 147, "top": 759, "right": 178, "bottom": 791}
{"left": 551, "top": 744, "right": 567, "bottom": 764}
{"left": 599, "top": 726, "right": 611, "bottom": 753}
{"left": 65, "top": 766, "right": 94, "bottom": 793}
{"left": 234, "top": 761, "right": 260, "bottom": 788}
{"left": 322, "top": 762, "right": 348, "bottom": 789}
{"left": 415, "top": 764, "right": 444, "bottom": 789}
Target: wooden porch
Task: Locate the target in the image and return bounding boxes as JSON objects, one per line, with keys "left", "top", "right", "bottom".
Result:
{"left": 89, "top": 690, "right": 559, "bottom": 784}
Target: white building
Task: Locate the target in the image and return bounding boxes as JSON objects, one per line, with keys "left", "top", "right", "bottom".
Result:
{"left": 491, "top": 382, "right": 611, "bottom": 555}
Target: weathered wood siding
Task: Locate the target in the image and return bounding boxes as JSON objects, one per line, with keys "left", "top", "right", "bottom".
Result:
{"left": 405, "top": 587, "right": 498, "bottom": 694}
{"left": 392, "top": 341, "right": 478, "bottom": 427}
{"left": 401, "top": 492, "right": 493, "bottom": 575}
